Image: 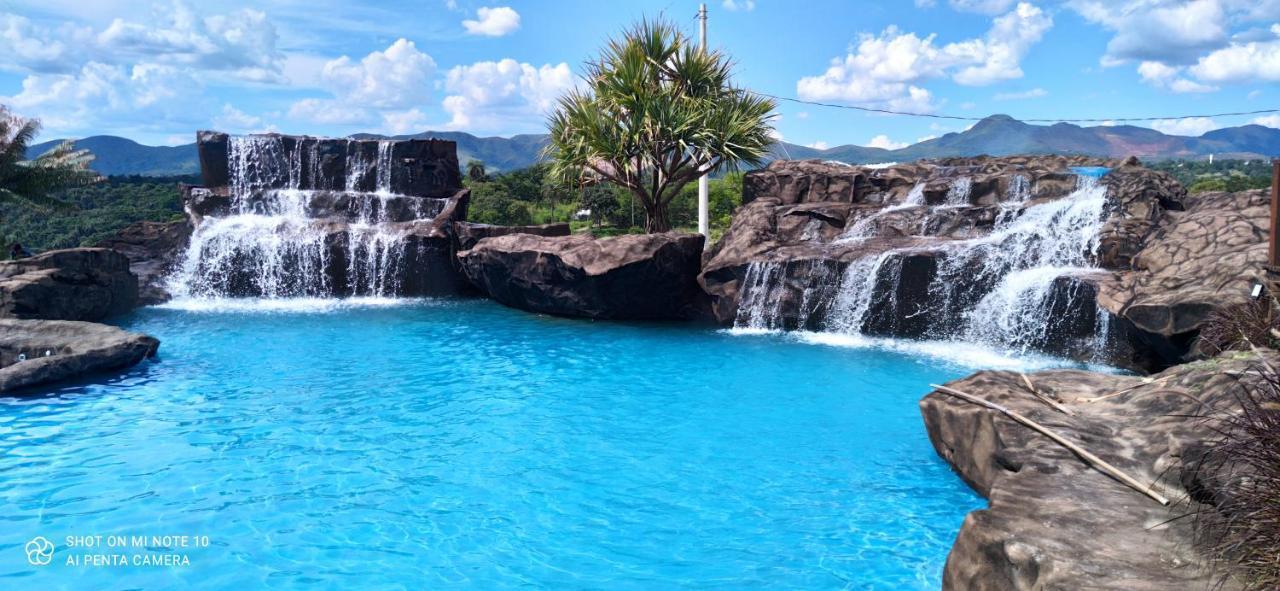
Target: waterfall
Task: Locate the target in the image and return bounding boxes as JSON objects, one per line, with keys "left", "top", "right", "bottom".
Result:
{"left": 733, "top": 172, "right": 1113, "bottom": 358}
{"left": 837, "top": 183, "right": 925, "bottom": 243}
{"left": 168, "top": 136, "right": 443, "bottom": 300}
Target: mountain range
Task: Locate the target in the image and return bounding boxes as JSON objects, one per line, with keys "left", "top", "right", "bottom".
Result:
{"left": 28, "top": 114, "right": 1280, "bottom": 177}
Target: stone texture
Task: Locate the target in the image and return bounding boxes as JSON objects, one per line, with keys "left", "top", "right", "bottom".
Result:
{"left": 0, "top": 248, "right": 138, "bottom": 320}
{"left": 0, "top": 319, "right": 159, "bottom": 393}
{"left": 453, "top": 221, "right": 571, "bottom": 251}
{"left": 195, "top": 131, "right": 461, "bottom": 197}
{"left": 96, "top": 220, "right": 192, "bottom": 305}
{"left": 1098, "top": 189, "right": 1269, "bottom": 341}
{"left": 920, "top": 352, "right": 1266, "bottom": 590}
{"left": 458, "top": 232, "right": 708, "bottom": 320}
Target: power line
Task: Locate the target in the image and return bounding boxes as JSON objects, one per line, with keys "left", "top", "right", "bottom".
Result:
{"left": 748, "top": 91, "right": 1280, "bottom": 123}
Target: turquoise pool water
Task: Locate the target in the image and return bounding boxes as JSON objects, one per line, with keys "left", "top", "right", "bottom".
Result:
{"left": 1, "top": 299, "right": 991, "bottom": 589}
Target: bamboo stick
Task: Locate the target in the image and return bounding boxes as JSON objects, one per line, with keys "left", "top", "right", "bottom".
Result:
{"left": 1018, "top": 372, "right": 1074, "bottom": 415}
{"left": 1078, "top": 376, "right": 1168, "bottom": 403}
{"left": 930, "top": 383, "right": 1171, "bottom": 506}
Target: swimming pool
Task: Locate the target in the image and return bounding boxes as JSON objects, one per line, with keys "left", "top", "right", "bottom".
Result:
{"left": 2, "top": 299, "right": 996, "bottom": 589}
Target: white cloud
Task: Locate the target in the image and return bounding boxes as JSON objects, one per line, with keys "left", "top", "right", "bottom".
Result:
{"left": 795, "top": 111, "right": 809, "bottom": 119}
{"left": 1253, "top": 114, "right": 1280, "bottom": 128}
{"left": 286, "top": 98, "right": 373, "bottom": 126}
{"left": 213, "top": 104, "right": 263, "bottom": 132}
{"left": 462, "top": 7, "right": 521, "bottom": 37}
{"left": 723, "top": 0, "right": 756, "bottom": 11}
{"left": 382, "top": 108, "right": 431, "bottom": 134}
{"left": 3, "top": 61, "right": 206, "bottom": 135}
{"left": 1189, "top": 29, "right": 1280, "bottom": 83}
{"left": 796, "top": 2, "right": 1051, "bottom": 111}
{"left": 948, "top": 0, "right": 1017, "bottom": 15}
{"left": 1137, "top": 60, "right": 1218, "bottom": 93}
{"left": 993, "top": 87, "right": 1047, "bottom": 100}
{"left": 1248, "top": 89, "right": 1263, "bottom": 99}
{"left": 867, "top": 134, "right": 908, "bottom": 150}
{"left": 1070, "top": 0, "right": 1230, "bottom": 65}
{"left": 319, "top": 38, "right": 435, "bottom": 109}
{"left": 806, "top": 140, "right": 829, "bottom": 149}
{"left": 442, "top": 59, "right": 576, "bottom": 131}
{"left": 916, "top": 134, "right": 939, "bottom": 142}
{"left": 1150, "top": 117, "right": 1220, "bottom": 136}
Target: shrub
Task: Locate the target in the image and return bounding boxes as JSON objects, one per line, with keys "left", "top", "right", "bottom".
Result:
{"left": 1197, "top": 296, "right": 1280, "bottom": 357}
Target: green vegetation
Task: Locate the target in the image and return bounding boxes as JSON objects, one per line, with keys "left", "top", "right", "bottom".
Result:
{"left": 0, "top": 175, "right": 190, "bottom": 253}
{"left": 544, "top": 19, "right": 775, "bottom": 232}
{"left": 1147, "top": 159, "right": 1274, "bottom": 194}
{"left": 465, "top": 163, "right": 744, "bottom": 241}
{"left": 1, "top": 106, "right": 100, "bottom": 214}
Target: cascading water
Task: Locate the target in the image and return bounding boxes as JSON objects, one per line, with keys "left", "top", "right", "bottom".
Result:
{"left": 168, "top": 136, "right": 445, "bottom": 300}
{"left": 734, "top": 171, "right": 1112, "bottom": 358}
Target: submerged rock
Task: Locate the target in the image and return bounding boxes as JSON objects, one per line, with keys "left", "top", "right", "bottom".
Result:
{"left": 96, "top": 220, "right": 193, "bottom": 305}
{"left": 919, "top": 353, "right": 1264, "bottom": 590}
{"left": 0, "top": 319, "right": 159, "bottom": 393}
{"left": 458, "top": 232, "right": 708, "bottom": 320}
{"left": 0, "top": 248, "right": 138, "bottom": 321}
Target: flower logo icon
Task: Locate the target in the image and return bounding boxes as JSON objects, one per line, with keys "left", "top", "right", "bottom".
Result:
{"left": 25, "top": 536, "right": 54, "bottom": 566}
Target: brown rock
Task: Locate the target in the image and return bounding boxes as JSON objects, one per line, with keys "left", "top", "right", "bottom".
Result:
{"left": 0, "top": 248, "right": 138, "bottom": 320}
{"left": 0, "top": 319, "right": 159, "bottom": 393}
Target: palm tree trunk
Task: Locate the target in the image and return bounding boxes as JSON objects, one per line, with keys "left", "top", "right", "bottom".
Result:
{"left": 643, "top": 201, "right": 671, "bottom": 233}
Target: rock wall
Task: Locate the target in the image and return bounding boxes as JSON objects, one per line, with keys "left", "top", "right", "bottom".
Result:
{"left": 96, "top": 220, "right": 192, "bottom": 305}
{"left": 700, "top": 156, "right": 1251, "bottom": 371}
{"left": 458, "top": 232, "right": 708, "bottom": 320}
{"left": 0, "top": 248, "right": 139, "bottom": 321}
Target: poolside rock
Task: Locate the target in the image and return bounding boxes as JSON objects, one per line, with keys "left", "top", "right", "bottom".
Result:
{"left": 96, "top": 220, "right": 192, "bottom": 305}
{"left": 453, "top": 221, "right": 571, "bottom": 251}
{"left": 0, "top": 248, "right": 138, "bottom": 321}
{"left": 0, "top": 319, "right": 159, "bottom": 393}
{"left": 1096, "top": 189, "right": 1270, "bottom": 366}
{"left": 458, "top": 232, "right": 708, "bottom": 320}
{"left": 920, "top": 353, "right": 1265, "bottom": 590}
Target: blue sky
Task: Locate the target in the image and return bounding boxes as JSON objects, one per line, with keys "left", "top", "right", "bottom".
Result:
{"left": 1, "top": 0, "right": 1278, "bottom": 147}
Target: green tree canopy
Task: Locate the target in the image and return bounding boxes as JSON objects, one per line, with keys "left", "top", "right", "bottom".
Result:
{"left": 0, "top": 106, "right": 99, "bottom": 212}
{"left": 544, "top": 18, "right": 775, "bottom": 233}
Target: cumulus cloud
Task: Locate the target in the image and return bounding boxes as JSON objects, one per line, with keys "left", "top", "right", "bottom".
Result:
{"left": 441, "top": 59, "right": 576, "bottom": 131}
{"left": 722, "top": 0, "right": 756, "bottom": 11}
{"left": 0, "top": 4, "right": 283, "bottom": 81}
{"left": 1253, "top": 114, "right": 1280, "bottom": 128}
{"left": 867, "top": 134, "right": 908, "bottom": 150}
{"left": 2, "top": 61, "right": 207, "bottom": 135}
{"left": 1150, "top": 117, "right": 1220, "bottom": 136}
{"left": 796, "top": 2, "right": 1051, "bottom": 111}
{"left": 1137, "top": 60, "right": 1218, "bottom": 93}
{"left": 806, "top": 140, "right": 829, "bottom": 149}
{"left": 462, "top": 7, "right": 521, "bottom": 37}
{"left": 287, "top": 39, "right": 436, "bottom": 132}
{"left": 993, "top": 87, "right": 1047, "bottom": 100}
{"left": 1071, "top": 1, "right": 1280, "bottom": 92}
{"left": 1189, "top": 25, "right": 1280, "bottom": 83}
{"left": 319, "top": 39, "right": 435, "bottom": 109}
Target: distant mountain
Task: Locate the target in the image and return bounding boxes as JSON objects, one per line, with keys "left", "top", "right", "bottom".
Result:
{"left": 30, "top": 116, "right": 1280, "bottom": 177}
{"left": 26, "top": 135, "right": 200, "bottom": 177}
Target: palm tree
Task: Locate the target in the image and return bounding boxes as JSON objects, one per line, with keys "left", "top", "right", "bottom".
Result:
{"left": 0, "top": 106, "right": 98, "bottom": 211}
{"left": 467, "top": 160, "right": 487, "bottom": 182}
{"left": 544, "top": 18, "right": 776, "bottom": 233}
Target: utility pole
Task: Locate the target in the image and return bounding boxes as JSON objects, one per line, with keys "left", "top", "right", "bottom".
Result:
{"left": 697, "top": 3, "right": 709, "bottom": 238}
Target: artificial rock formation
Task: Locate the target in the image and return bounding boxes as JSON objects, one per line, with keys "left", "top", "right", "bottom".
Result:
{"left": 1097, "top": 188, "right": 1270, "bottom": 364}
{"left": 96, "top": 220, "right": 193, "bottom": 305}
{"left": 453, "top": 221, "right": 571, "bottom": 251}
{"left": 0, "top": 319, "right": 159, "bottom": 393}
{"left": 699, "top": 156, "right": 1241, "bottom": 371}
{"left": 919, "top": 352, "right": 1267, "bottom": 590}
{"left": 173, "top": 131, "right": 472, "bottom": 298}
{"left": 0, "top": 248, "right": 139, "bottom": 321}
{"left": 458, "top": 232, "right": 708, "bottom": 320}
